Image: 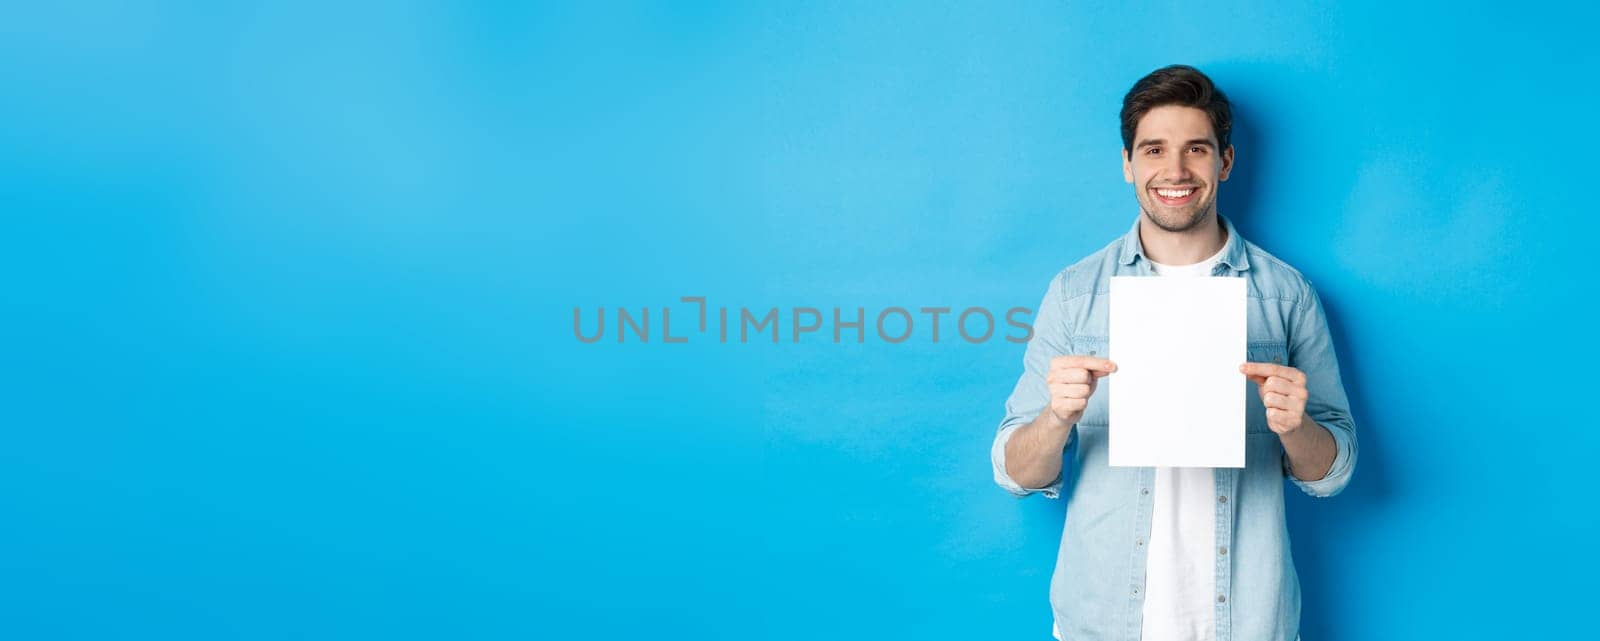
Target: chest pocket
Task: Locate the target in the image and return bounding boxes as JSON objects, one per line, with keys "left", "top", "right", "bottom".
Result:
{"left": 1245, "top": 341, "right": 1289, "bottom": 434}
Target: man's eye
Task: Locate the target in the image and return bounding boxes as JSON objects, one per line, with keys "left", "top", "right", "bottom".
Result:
{"left": 1189, "top": 146, "right": 1207, "bottom": 154}
{"left": 1145, "top": 148, "right": 1161, "bottom": 155}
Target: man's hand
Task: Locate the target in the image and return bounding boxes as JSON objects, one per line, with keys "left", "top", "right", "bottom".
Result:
{"left": 1045, "top": 355, "right": 1118, "bottom": 427}
{"left": 1240, "top": 362, "right": 1312, "bottom": 436}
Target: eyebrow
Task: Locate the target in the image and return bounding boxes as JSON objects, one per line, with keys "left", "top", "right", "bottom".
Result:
{"left": 1135, "top": 138, "right": 1217, "bottom": 149}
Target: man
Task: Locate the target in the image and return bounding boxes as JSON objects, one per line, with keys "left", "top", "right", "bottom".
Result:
{"left": 990, "top": 65, "right": 1357, "bottom": 641}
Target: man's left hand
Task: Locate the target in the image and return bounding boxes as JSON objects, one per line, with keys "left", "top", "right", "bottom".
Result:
{"left": 1240, "top": 362, "right": 1311, "bottom": 436}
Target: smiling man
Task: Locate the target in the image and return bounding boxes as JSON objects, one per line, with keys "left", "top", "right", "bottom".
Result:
{"left": 990, "top": 65, "right": 1358, "bottom": 641}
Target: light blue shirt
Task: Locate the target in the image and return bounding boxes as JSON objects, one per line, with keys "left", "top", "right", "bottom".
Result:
{"left": 991, "top": 214, "right": 1357, "bottom": 641}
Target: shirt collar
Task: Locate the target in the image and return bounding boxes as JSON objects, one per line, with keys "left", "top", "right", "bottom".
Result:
{"left": 1116, "top": 213, "right": 1251, "bottom": 272}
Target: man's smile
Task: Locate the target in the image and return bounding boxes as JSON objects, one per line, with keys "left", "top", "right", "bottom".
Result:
{"left": 1149, "top": 185, "right": 1200, "bottom": 206}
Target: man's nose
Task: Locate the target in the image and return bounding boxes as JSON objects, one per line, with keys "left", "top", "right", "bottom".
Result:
{"left": 1164, "top": 153, "right": 1192, "bottom": 180}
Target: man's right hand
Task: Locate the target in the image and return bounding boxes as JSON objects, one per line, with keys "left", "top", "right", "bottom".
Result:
{"left": 1044, "top": 355, "right": 1118, "bottom": 427}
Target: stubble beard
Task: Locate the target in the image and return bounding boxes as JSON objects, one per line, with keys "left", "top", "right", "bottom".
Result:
{"left": 1141, "top": 192, "right": 1216, "bottom": 234}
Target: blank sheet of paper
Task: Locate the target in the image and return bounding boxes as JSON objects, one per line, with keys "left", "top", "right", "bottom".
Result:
{"left": 1108, "top": 276, "right": 1246, "bottom": 468}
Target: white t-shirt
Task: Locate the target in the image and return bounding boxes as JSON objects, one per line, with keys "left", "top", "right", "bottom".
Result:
{"left": 1141, "top": 244, "right": 1226, "bottom": 641}
{"left": 1053, "top": 241, "right": 1227, "bottom": 641}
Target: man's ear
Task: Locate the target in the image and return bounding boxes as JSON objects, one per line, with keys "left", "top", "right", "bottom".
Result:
{"left": 1122, "top": 148, "right": 1134, "bottom": 183}
{"left": 1219, "top": 145, "right": 1235, "bottom": 182}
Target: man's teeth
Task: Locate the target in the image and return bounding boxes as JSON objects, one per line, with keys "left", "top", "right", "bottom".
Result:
{"left": 1156, "top": 188, "right": 1195, "bottom": 199}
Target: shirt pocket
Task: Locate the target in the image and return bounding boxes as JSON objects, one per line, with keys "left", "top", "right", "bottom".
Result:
{"left": 1245, "top": 341, "right": 1289, "bottom": 434}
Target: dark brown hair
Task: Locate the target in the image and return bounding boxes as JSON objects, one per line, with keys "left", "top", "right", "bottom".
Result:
{"left": 1120, "top": 65, "right": 1232, "bottom": 156}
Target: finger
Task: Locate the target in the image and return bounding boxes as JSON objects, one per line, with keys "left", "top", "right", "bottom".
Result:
{"left": 1266, "top": 407, "right": 1299, "bottom": 424}
{"left": 1266, "top": 407, "right": 1294, "bottom": 430}
{"left": 1048, "top": 368, "right": 1094, "bottom": 385}
{"left": 1055, "top": 397, "right": 1087, "bottom": 413}
{"left": 1240, "top": 362, "right": 1304, "bottom": 384}
{"left": 1050, "top": 383, "right": 1092, "bottom": 399}
{"left": 1264, "top": 391, "right": 1290, "bottom": 409}
{"left": 1244, "top": 373, "right": 1269, "bottom": 386}
{"left": 1263, "top": 392, "right": 1306, "bottom": 415}
{"left": 1261, "top": 377, "right": 1307, "bottom": 399}
{"left": 1054, "top": 355, "right": 1118, "bottom": 375}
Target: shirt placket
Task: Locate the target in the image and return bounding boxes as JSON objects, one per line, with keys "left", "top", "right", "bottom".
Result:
{"left": 1211, "top": 254, "right": 1236, "bottom": 641}
{"left": 1127, "top": 467, "right": 1155, "bottom": 641}
{"left": 1213, "top": 467, "right": 1237, "bottom": 641}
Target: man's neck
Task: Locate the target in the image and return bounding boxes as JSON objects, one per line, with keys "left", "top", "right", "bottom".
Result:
{"left": 1139, "top": 212, "right": 1227, "bottom": 266}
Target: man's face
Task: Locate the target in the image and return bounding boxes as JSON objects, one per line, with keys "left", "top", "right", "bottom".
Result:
{"left": 1122, "top": 105, "right": 1234, "bottom": 233}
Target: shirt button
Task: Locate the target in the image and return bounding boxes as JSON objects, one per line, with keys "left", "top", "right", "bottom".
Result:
{"left": 1136, "top": 539, "right": 1145, "bottom": 546}
{"left": 1089, "top": 349, "right": 1098, "bottom": 355}
{"left": 1219, "top": 546, "right": 1228, "bottom": 555}
{"left": 1217, "top": 495, "right": 1227, "bottom": 504}
{"left": 1271, "top": 355, "right": 1281, "bottom": 363}
{"left": 1141, "top": 488, "right": 1150, "bottom": 495}
{"left": 1133, "top": 588, "right": 1140, "bottom": 596}
{"left": 1217, "top": 595, "right": 1226, "bottom": 603}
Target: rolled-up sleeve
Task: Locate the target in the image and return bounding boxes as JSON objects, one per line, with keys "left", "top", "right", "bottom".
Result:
{"left": 1284, "top": 281, "right": 1359, "bottom": 498}
{"left": 992, "top": 271, "right": 1073, "bottom": 499}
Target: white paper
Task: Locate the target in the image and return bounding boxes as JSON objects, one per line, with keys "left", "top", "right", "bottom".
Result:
{"left": 1108, "top": 276, "right": 1246, "bottom": 468}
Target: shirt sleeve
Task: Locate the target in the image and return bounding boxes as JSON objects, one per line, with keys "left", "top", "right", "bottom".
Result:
{"left": 992, "top": 271, "right": 1074, "bottom": 499}
{"left": 1283, "top": 281, "right": 1359, "bottom": 498}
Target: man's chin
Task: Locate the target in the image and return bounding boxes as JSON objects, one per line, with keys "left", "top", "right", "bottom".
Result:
{"left": 1143, "top": 207, "right": 1209, "bottom": 233}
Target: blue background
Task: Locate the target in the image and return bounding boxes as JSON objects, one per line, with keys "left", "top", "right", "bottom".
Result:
{"left": 3, "top": 2, "right": 1594, "bottom": 639}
